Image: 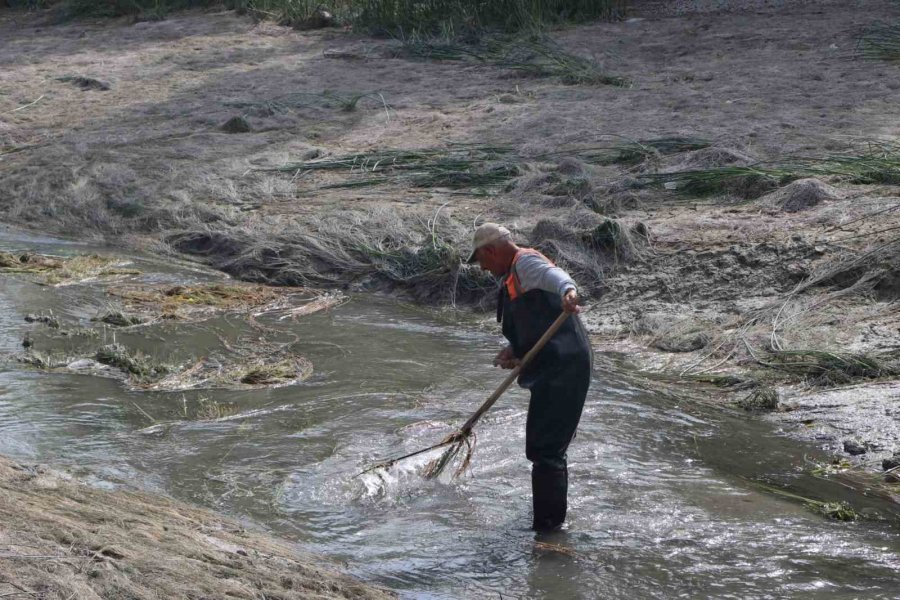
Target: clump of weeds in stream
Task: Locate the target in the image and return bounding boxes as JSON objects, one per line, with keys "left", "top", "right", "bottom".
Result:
{"left": 0, "top": 251, "right": 138, "bottom": 285}
{"left": 237, "top": 356, "right": 313, "bottom": 386}
{"left": 753, "top": 481, "right": 860, "bottom": 522}
{"left": 806, "top": 457, "right": 900, "bottom": 514}
{"left": 193, "top": 396, "right": 239, "bottom": 420}
{"left": 143, "top": 354, "right": 314, "bottom": 391}
{"left": 92, "top": 309, "right": 147, "bottom": 327}
{"left": 94, "top": 344, "right": 171, "bottom": 382}
{"left": 17, "top": 349, "right": 75, "bottom": 370}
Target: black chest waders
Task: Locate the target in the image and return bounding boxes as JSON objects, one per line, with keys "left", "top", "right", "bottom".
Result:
{"left": 499, "top": 250, "right": 592, "bottom": 531}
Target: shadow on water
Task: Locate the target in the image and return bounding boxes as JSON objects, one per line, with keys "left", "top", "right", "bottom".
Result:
{"left": 0, "top": 229, "right": 898, "bottom": 599}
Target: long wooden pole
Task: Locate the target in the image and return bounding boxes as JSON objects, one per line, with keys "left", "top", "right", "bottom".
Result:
{"left": 458, "top": 311, "right": 570, "bottom": 434}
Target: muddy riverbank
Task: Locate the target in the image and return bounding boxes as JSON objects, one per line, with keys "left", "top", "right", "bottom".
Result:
{"left": 0, "top": 456, "right": 394, "bottom": 599}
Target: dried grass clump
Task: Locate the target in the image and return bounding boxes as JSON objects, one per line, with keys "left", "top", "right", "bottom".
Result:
{"left": 631, "top": 313, "right": 714, "bottom": 353}
{"left": 0, "top": 252, "right": 137, "bottom": 285}
{"left": 679, "top": 237, "right": 900, "bottom": 384}
{"left": 529, "top": 215, "right": 650, "bottom": 294}
{"left": 736, "top": 386, "right": 779, "bottom": 411}
{"left": 0, "top": 456, "right": 392, "bottom": 600}
{"left": 56, "top": 75, "right": 110, "bottom": 91}
{"left": 763, "top": 350, "right": 898, "bottom": 387}
{"left": 763, "top": 178, "right": 839, "bottom": 213}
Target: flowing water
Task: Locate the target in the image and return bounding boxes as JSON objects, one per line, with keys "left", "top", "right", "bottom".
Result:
{"left": 0, "top": 230, "right": 898, "bottom": 599}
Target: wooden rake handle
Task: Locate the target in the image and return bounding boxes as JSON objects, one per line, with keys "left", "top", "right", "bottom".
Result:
{"left": 459, "top": 311, "right": 570, "bottom": 434}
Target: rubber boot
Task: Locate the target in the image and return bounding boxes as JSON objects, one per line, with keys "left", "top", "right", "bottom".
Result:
{"left": 531, "top": 464, "right": 568, "bottom": 532}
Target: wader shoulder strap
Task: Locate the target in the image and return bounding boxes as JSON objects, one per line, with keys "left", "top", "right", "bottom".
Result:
{"left": 504, "top": 248, "right": 554, "bottom": 302}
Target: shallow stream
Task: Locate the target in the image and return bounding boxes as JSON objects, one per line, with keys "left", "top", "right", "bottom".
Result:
{"left": 0, "top": 229, "right": 898, "bottom": 599}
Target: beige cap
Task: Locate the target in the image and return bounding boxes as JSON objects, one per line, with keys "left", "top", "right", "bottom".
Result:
{"left": 466, "top": 222, "right": 511, "bottom": 263}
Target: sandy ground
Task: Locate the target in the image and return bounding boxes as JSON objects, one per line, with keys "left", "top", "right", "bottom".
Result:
{"left": 0, "top": 455, "right": 394, "bottom": 599}
{"left": 1, "top": 1, "right": 898, "bottom": 500}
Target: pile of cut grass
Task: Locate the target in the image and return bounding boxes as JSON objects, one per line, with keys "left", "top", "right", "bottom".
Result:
{"left": 400, "top": 34, "right": 628, "bottom": 87}
{"left": 642, "top": 141, "right": 900, "bottom": 198}
{"left": 0, "top": 251, "right": 138, "bottom": 285}
{"left": 858, "top": 22, "right": 900, "bottom": 62}
{"left": 761, "top": 350, "right": 898, "bottom": 387}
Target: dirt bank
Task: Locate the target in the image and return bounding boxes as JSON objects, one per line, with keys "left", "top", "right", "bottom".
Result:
{"left": 1, "top": 1, "right": 898, "bottom": 496}
{"left": 0, "top": 455, "right": 393, "bottom": 599}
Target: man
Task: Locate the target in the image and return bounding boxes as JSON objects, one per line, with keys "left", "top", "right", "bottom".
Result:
{"left": 467, "top": 223, "right": 592, "bottom": 532}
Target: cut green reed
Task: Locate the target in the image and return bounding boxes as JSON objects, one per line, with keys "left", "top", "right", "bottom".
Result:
{"left": 642, "top": 141, "right": 900, "bottom": 196}
{"left": 400, "top": 34, "right": 628, "bottom": 87}
{"left": 260, "top": 137, "right": 716, "bottom": 194}
{"left": 858, "top": 22, "right": 900, "bottom": 62}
